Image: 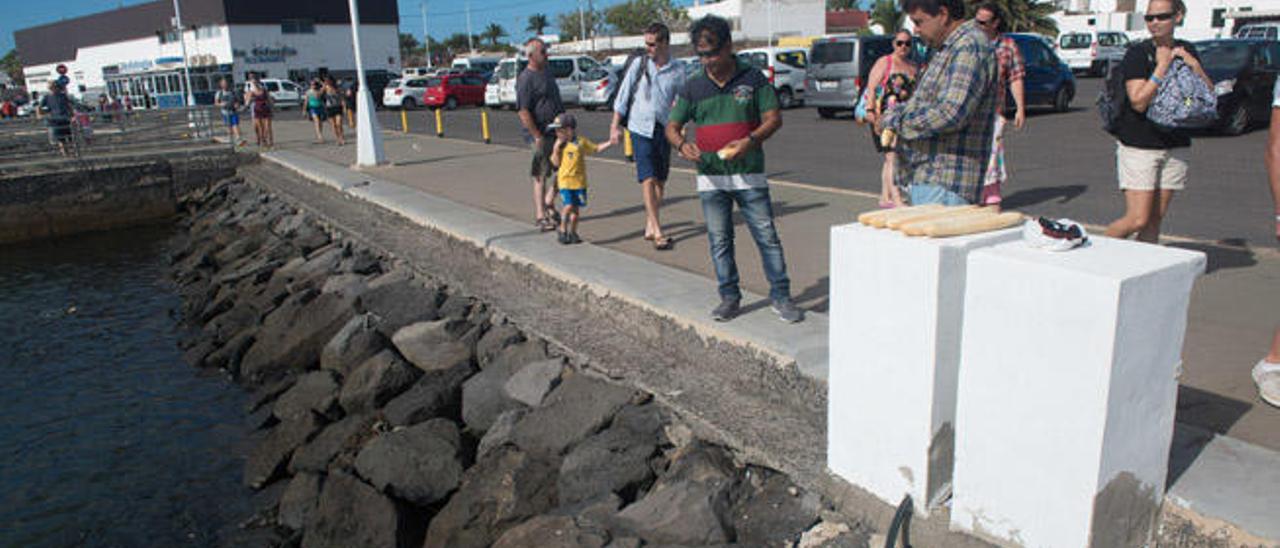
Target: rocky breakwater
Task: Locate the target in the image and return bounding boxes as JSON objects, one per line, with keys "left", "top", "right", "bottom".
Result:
{"left": 170, "top": 178, "right": 869, "bottom": 548}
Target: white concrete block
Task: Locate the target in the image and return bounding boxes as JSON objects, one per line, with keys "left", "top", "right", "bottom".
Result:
{"left": 827, "top": 223, "right": 1020, "bottom": 515}
{"left": 950, "top": 238, "right": 1205, "bottom": 547}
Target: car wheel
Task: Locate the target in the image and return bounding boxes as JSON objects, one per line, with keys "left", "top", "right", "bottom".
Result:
{"left": 1053, "top": 86, "right": 1072, "bottom": 113}
{"left": 445, "top": 97, "right": 458, "bottom": 110}
{"left": 778, "top": 87, "right": 794, "bottom": 109}
{"left": 401, "top": 97, "right": 416, "bottom": 109}
{"left": 1223, "top": 105, "right": 1249, "bottom": 135}
{"left": 818, "top": 107, "right": 837, "bottom": 119}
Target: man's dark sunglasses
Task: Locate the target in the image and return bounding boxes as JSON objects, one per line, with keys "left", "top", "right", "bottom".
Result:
{"left": 645, "top": 42, "right": 659, "bottom": 48}
{"left": 1144, "top": 12, "right": 1175, "bottom": 22}
{"left": 695, "top": 47, "right": 723, "bottom": 58}
{"left": 894, "top": 40, "right": 910, "bottom": 46}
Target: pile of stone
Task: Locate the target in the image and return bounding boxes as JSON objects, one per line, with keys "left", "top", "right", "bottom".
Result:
{"left": 169, "top": 179, "right": 866, "bottom": 548}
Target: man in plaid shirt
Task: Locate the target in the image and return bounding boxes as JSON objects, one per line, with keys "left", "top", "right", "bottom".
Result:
{"left": 975, "top": 2, "right": 1026, "bottom": 210}
{"left": 878, "top": 0, "right": 998, "bottom": 205}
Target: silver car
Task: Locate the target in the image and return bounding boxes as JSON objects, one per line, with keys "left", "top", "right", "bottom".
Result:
{"left": 579, "top": 66, "right": 622, "bottom": 111}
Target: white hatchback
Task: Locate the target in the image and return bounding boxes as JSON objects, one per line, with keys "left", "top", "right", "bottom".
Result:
{"left": 243, "top": 78, "right": 303, "bottom": 109}
{"left": 381, "top": 78, "right": 430, "bottom": 109}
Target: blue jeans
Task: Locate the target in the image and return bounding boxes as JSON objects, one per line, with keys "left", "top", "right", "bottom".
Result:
{"left": 699, "top": 187, "right": 791, "bottom": 302}
{"left": 909, "top": 184, "right": 971, "bottom": 206}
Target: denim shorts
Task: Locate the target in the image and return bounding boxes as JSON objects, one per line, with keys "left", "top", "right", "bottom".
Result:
{"left": 909, "top": 184, "right": 971, "bottom": 206}
{"left": 221, "top": 111, "right": 239, "bottom": 127}
{"left": 632, "top": 128, "right": 670, "bottom": 183}
{"left": 559, "top": 188, "right": 588, "bottom": 208}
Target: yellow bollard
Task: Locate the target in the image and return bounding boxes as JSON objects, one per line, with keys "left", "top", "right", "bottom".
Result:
{"left": 481, "top": 109, "right": 491, "bottom": 144}
{"left": 434, "top": 107, "right": 444, "bottom": 138}
{"left": 400, "top": 108, "right": 409, "bottom": 133}
{"left": 623, "top": 129, "right": 634, "bottom": 163}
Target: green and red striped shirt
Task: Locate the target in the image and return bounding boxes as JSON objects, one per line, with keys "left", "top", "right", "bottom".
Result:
{"left": 670, "top": 59, "right": 779, "bottom": 191}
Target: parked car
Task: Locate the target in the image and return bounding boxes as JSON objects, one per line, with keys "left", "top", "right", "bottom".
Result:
{"left": 495, "top": 58, "right": 528, "bottom": 109}
{"left": 547, "top": 55, "right": 603, "bottom": 106}
{"left": 738, "top": 47, "right": 808, "bottom": 108}
{"left": 384, "top": 77, "right": 434, "bottom": 109}
{"left": 1056, "top": 30, "right": 1130, "bottom": 76}
{"left": 579, "top": 65, "right": 623, "bottom": 110}
{"left": 402, "top": 67, "right": 433, "bottom": 78}
{"left": 1008, "top": 33, "right": 1076, "bottom": 113}
{"left": 485, "top": 72, "right": 502, "bottom": 108}
{"left": 1236, "top": 23, "right": 1280, "bottom": 40}
{"left": 1195, "top": 38, "right": 1280, "bottom": 134}
{"left": 423, "top": 73, "right": 487, "bottom": 109}
{"left": 451, "top": 56, "right": 501, "bottom": 75}
{"left": 805, "top": 35, "right": 924, "bottom": 119}
{"left": 243, "top": 78, "right": 303, "bottom": 109}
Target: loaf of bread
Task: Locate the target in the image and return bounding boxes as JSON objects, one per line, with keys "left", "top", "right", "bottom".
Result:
{"left": 920, "top": 212, "right": 1024, "bottom": 238}
{"left": 716, "top": 142, "right": 743, "bottom": 160}
{"left": 857, "top": 204, "right": 944, "bottom": 227}
{"left": 886, "top": 205, "right": 979, "bottom": 230}
{"left": 899, "top": 207, "right": 994, "bottom": 235}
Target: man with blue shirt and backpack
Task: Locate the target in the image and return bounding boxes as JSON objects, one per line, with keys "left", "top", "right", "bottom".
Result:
{"left": 610, "top": 23, "right": 686, "bottom": 250}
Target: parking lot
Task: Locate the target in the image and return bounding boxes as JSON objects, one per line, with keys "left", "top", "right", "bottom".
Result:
{"left": 373, "top": 76, "right": 1277, "bottom": 249}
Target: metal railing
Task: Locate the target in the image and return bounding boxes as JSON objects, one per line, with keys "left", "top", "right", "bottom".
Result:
{"left": 0, "top": 106, "right": 227, "bottom": 165}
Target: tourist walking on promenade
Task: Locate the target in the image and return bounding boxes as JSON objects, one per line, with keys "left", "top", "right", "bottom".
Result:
{"left": 876, "top": 0, "right": 997, "bottom": 206}
{"left": 305, "top": 80, "right": 327, "bottom": 143}
{"left": 858, "top": 29, "right": 918, "bottom": 208}
{"left": 610, "top": 22, "right": 687, "bottom": 250}
{"left": 549, "top": 114, "right": 613, "bottom": 245}
{"left": 1254, "top": 78, "right": 1280, "bottom": 408}
{"left": 246, "top": 74, "right": 275, "bottom": 148}
{"left": 213, "top": 77, "right": 245, "bottom": 147}
{"left": 974, "top": 2, "right": 1026, "bottom": 211}
{"left": 37, "top": 81, "right": 74, "bottom": 156}
{"left": 516, "top": 37, "right": 566, "bottom": 231}
{"left": 1103, "top": 0, "right": 1210, "bottom": 243}
{"left": 666, "top": 15, "right": 803, "bottom": 324}
{"left": 343, "top": 79, "right": 358, "bottom": 129}
{"left": 323, "top": 78, "right": 346, "bottom": 146}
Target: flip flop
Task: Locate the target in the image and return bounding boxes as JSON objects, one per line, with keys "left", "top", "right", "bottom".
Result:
{"left": 878, "top": 200, "right": 897, "bottom": 209}
{"left": 653, "top": 236, "right": 673, "bottom": 250}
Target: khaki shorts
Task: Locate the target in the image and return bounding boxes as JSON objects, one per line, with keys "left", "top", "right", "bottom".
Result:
{"left": 1116, "top": 143, "right": 1189, "bottom": 191}
{"left": 530, "top": 136, "right": 555, "bottom": 180}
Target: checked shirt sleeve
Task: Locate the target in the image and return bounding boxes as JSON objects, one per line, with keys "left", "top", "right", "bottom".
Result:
{"left": 1002, "top": 37, "right": 1025, "bottom": 83}
{"left": 885, "top": 40, "right": 993, "bottom": 141}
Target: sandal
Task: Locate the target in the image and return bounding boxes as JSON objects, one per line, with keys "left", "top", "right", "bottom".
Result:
{"left": 878, "top": 200, "right": 897, "bottom": 209}
{"left": 653, "top": 236, "right": 673, "bottom": 250}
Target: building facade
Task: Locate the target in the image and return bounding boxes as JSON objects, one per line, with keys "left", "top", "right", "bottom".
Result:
{"left": 686, "top": 0, "right": 826, "bottom": 43}
{"left": 15, "top": 0, "right": 399, "bottom": 106}
{"left": 1053, "top": 0, "right": 1280, "bottom": 40}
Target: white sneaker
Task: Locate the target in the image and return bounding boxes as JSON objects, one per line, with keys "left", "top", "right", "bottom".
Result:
{"left": 1253, "top": 360, "right": 1280, "bottom": 408}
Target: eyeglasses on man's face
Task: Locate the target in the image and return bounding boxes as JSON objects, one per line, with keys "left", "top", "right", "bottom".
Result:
{"left": 1144, "top": 11, "right": 1175, "bottom": 22}
{"left": 695, "top": 45, "right": 724, "bottom": 58}
{"left": 894, "top": 40, "right": 910, "bottom": 46}
{"left": 975, "top": 17, "right": 996, "bottom": 27}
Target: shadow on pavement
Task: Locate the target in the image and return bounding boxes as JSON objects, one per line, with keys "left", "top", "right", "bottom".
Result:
{"left": 1001, "top": 184, "right": 1087, "bottom": 210}
{"left": 1175, "top": 384, "right": 1252, "bottom": 437}
{"left": 793, "top": 275, "right": 830, "bottom": 313}
{"left": 1166, "top": 421, "right": 1217, "bottom": 489}
{"left": 393, "top": 149, "right": 517, "bottom": 167}
{"left": 1166, "top": 240, "right": 1258, "bottom": 274}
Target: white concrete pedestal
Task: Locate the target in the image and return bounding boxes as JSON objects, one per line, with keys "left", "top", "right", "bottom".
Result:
{"left": 950, "top": 238, "right": 1205, "bottom": 547}
{"left": 828, "top": 223, "right": 1019, "bottom": 515}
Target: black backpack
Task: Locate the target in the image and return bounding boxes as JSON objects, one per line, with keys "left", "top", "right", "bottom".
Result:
{"left": 617, "top": 51, "right": 650, "bottom": 127}
{"left": 1097, "top": 40, "right": 1152, "bottom": 135}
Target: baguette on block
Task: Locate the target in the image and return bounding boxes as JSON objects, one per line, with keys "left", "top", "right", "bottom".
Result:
{"left": 857, "top": 204, "right": 945, "bottom": 228}
{"left": 886, "top": 205, "right": 980, "bottom": 230}
{"left": 899, "top": 208, "right": 996, "bottom": 236}
{"left": 716, "top": 142, "right": 744, "bottom": 161}
{"left": 920, "top": 212, "right": 1024, "bottom": 238}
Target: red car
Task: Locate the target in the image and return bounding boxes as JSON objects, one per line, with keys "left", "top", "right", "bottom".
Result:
{"left": 423, "top": 73, "right": 487, "bottom": 109}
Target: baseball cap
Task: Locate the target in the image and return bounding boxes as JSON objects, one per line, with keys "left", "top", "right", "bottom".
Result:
{"left": 546, "top": 113, "right": 576, "bottom": 129}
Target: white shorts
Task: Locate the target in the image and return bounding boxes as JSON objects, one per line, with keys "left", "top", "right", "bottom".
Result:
{"left": 1116, "top": 142, "right": 1189, "bottom": 191}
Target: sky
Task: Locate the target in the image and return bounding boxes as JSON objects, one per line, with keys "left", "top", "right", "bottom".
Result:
{"left": 0, "top": 0, "right": 702, "bottom": 55}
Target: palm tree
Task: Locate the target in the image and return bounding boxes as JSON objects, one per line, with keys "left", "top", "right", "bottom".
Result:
{"left": 970, "top": 0, "right": 1059, "bottom": 36}
{"left": 527, "top": 13, "right": 550, "bottom": 36}
{"left": 484, "top": 23, "right": 508, "bottom": 47}
{"left": 870, "top": 0, "right": 904, "bottom": 33}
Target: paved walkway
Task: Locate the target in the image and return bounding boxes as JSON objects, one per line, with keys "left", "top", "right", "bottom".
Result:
{"left": 262, "top": 119, "right": 1280, "bottom": 452}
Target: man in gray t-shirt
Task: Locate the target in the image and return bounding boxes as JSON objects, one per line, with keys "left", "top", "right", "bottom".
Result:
{"left": 516, "top": 37, "right": 565, "bottom": 231}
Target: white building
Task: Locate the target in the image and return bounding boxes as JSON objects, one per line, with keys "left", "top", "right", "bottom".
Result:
{"left": 1053, "top": 0, "right": 1280, "bottom": 40}
{"left": 686, "top": 0, "right": 826, "bottom": 43}
{"left": 15, "top": 0, "right": 399, "bottom": 106}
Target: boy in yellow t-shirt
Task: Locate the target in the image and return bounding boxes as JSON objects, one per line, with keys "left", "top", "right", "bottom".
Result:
{"left": 549, "top": 113, "right": 612, "bottom": 244}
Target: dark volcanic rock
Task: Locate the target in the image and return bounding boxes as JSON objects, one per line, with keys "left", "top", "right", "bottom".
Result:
{"left": 290, "top": 413, "right": 377, "bottom": 474}
{"left": 354, "top": 419, "right": 464, "bottom": 506}
{"left": 292, "top": 219, "right": 331, "bottom": 254}
{"left": 391, "top": 319, "right": 475, "bottom": 373}
{"left": 382, "top": 360, "right": 474, "bottom": 427}
{"left": 477, "top": 408, "right": 527, "bottom": 460}
{"left": 279, "top": 472, "right": 323, "bottom": 531}
{"left": 337, "top": 350, "right": 421, "bottom": 414}
{"left": 182, "top": 339, "right": 217, "bottom": 368}
{"left": 436, "top": 293, "right": 475, "bottom": 322}
{"left": 612, "top": 444, "right": 737, "bottom": 545}
{"left": 490, "top": 514, "right": 610, "bottom": 548}
{"left": 503, "top": 358, "right": 563, "bottom": 407}
{"left": 460, "top": 339, "right": 548, "bottom": 433}
{"left": 358, "top": 276, "right": 441, "bottom": 337}
{"left": 511, "top": 374, "right": 637, "bottom": 457}
{"left": 319, "top": 314, "right": 388, "bottom": 377}
{"left": 301, "top": 469, "right": 421, "bottom": 548}
{"left": 475, "top": 322, "right": 524, "bottom": 368}
{"left": 244, "top": 413, "right": 326, "bottom": 489}
{"left": 558, "top": 426, "right": 658, "bottom": 505}
{"left": 730, "top": 471, "right": 823, "bottom": 547}
{"left": 240, "top": 288, "right": 357, "bottom": 385}
{"left": 273, "top": 370, "right": 342, "bottom": 421}
{"left": 423, "top": 447, "right": 560, "bottom": 548}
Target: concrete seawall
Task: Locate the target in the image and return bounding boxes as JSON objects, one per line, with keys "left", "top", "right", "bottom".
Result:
{"left": 0, "top": 146, "right": 240, "bottom": 245}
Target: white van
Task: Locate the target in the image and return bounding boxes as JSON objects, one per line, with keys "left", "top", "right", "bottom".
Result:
{"left": 737, "top": 47, "right": 808, "bottom": 108}
{"left": 451, "top": 56, "right": 501, "bottom": 75}
{"left": 546, "top": 55, "right": 602, "bottom": 106}
{"left": 243, "top": 78, "right": 303, "bottom": 109}
{"left": 1236, "top": 22, "right": 1280, "bottom": 40}
{"left": 495, "top": 58, "right": 528, "bottom": 108}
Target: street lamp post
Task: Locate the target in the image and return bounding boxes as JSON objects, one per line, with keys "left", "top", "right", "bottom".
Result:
{"left": 172, "top": 0, "right": 195, "bottom": 107}
{"left": 421, "top": 1, "right": 431, "bottom": 68}
{"left": 347, "top": 0, "right": 387, "bottom": 166}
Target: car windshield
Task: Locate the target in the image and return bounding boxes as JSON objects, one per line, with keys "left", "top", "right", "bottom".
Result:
{"left": 1097, "top": 33, "right": 1127, "bottom": 46}
{"left": 811, "top": 41, "right": 854, "bottom": 64}
{"left": 425, "top": 77, "right": 443, "bottom": 88}
{"left": 497, "top": 62, "right": 517, "bottom": 79}
{"left": 265, "top": 82, "right": 280, "bottom": 91}
{"left": 387, "top": 79, "right": 401, "bottom": 89}
{"left": 1197, "top": 42, "right": 1251, "bottom": 70}
{"left": 1059, "top": 33, "right": 1091, "bottom": 49}
{"left": 584, "top": 67, "right": 610, "bottom": 81}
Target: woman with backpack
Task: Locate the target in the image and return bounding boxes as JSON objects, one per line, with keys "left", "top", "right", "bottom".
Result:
{"left": 1103, "top": 0, "right": 1212, "bottom": 243}
{"left": 323, "top": 78, "right": 346, "bottom": 146}
{"left": 305, "top": 80, "right": 327, "bottom": 143}
{"left": 857, "top": 30, "right": 918, "bottom": 209}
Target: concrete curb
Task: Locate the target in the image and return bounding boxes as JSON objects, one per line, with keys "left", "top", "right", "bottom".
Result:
{"left": 257, "top": 149, "right": 1279, "bottom": 545}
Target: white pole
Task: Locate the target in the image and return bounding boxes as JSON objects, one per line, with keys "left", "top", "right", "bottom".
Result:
{"left": 578, "top": 0, "right": 586, "bottom": 51}
{"left": 767, "top": 0, "right": 774, "bottom": 49}
{"left": 421, "top": 1, "right": 431, "bottom": 68}
{"left": 466, "top": 0, "right": 475, "bottom": 54}
{"left": 172, "top": 0, "right": 195, "bottom": 107}
{"left": 348, "top": 0, "right": 387, "bottom": 166}
{"left": 588, "top": 0, "right": 595, "bottom": 52}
